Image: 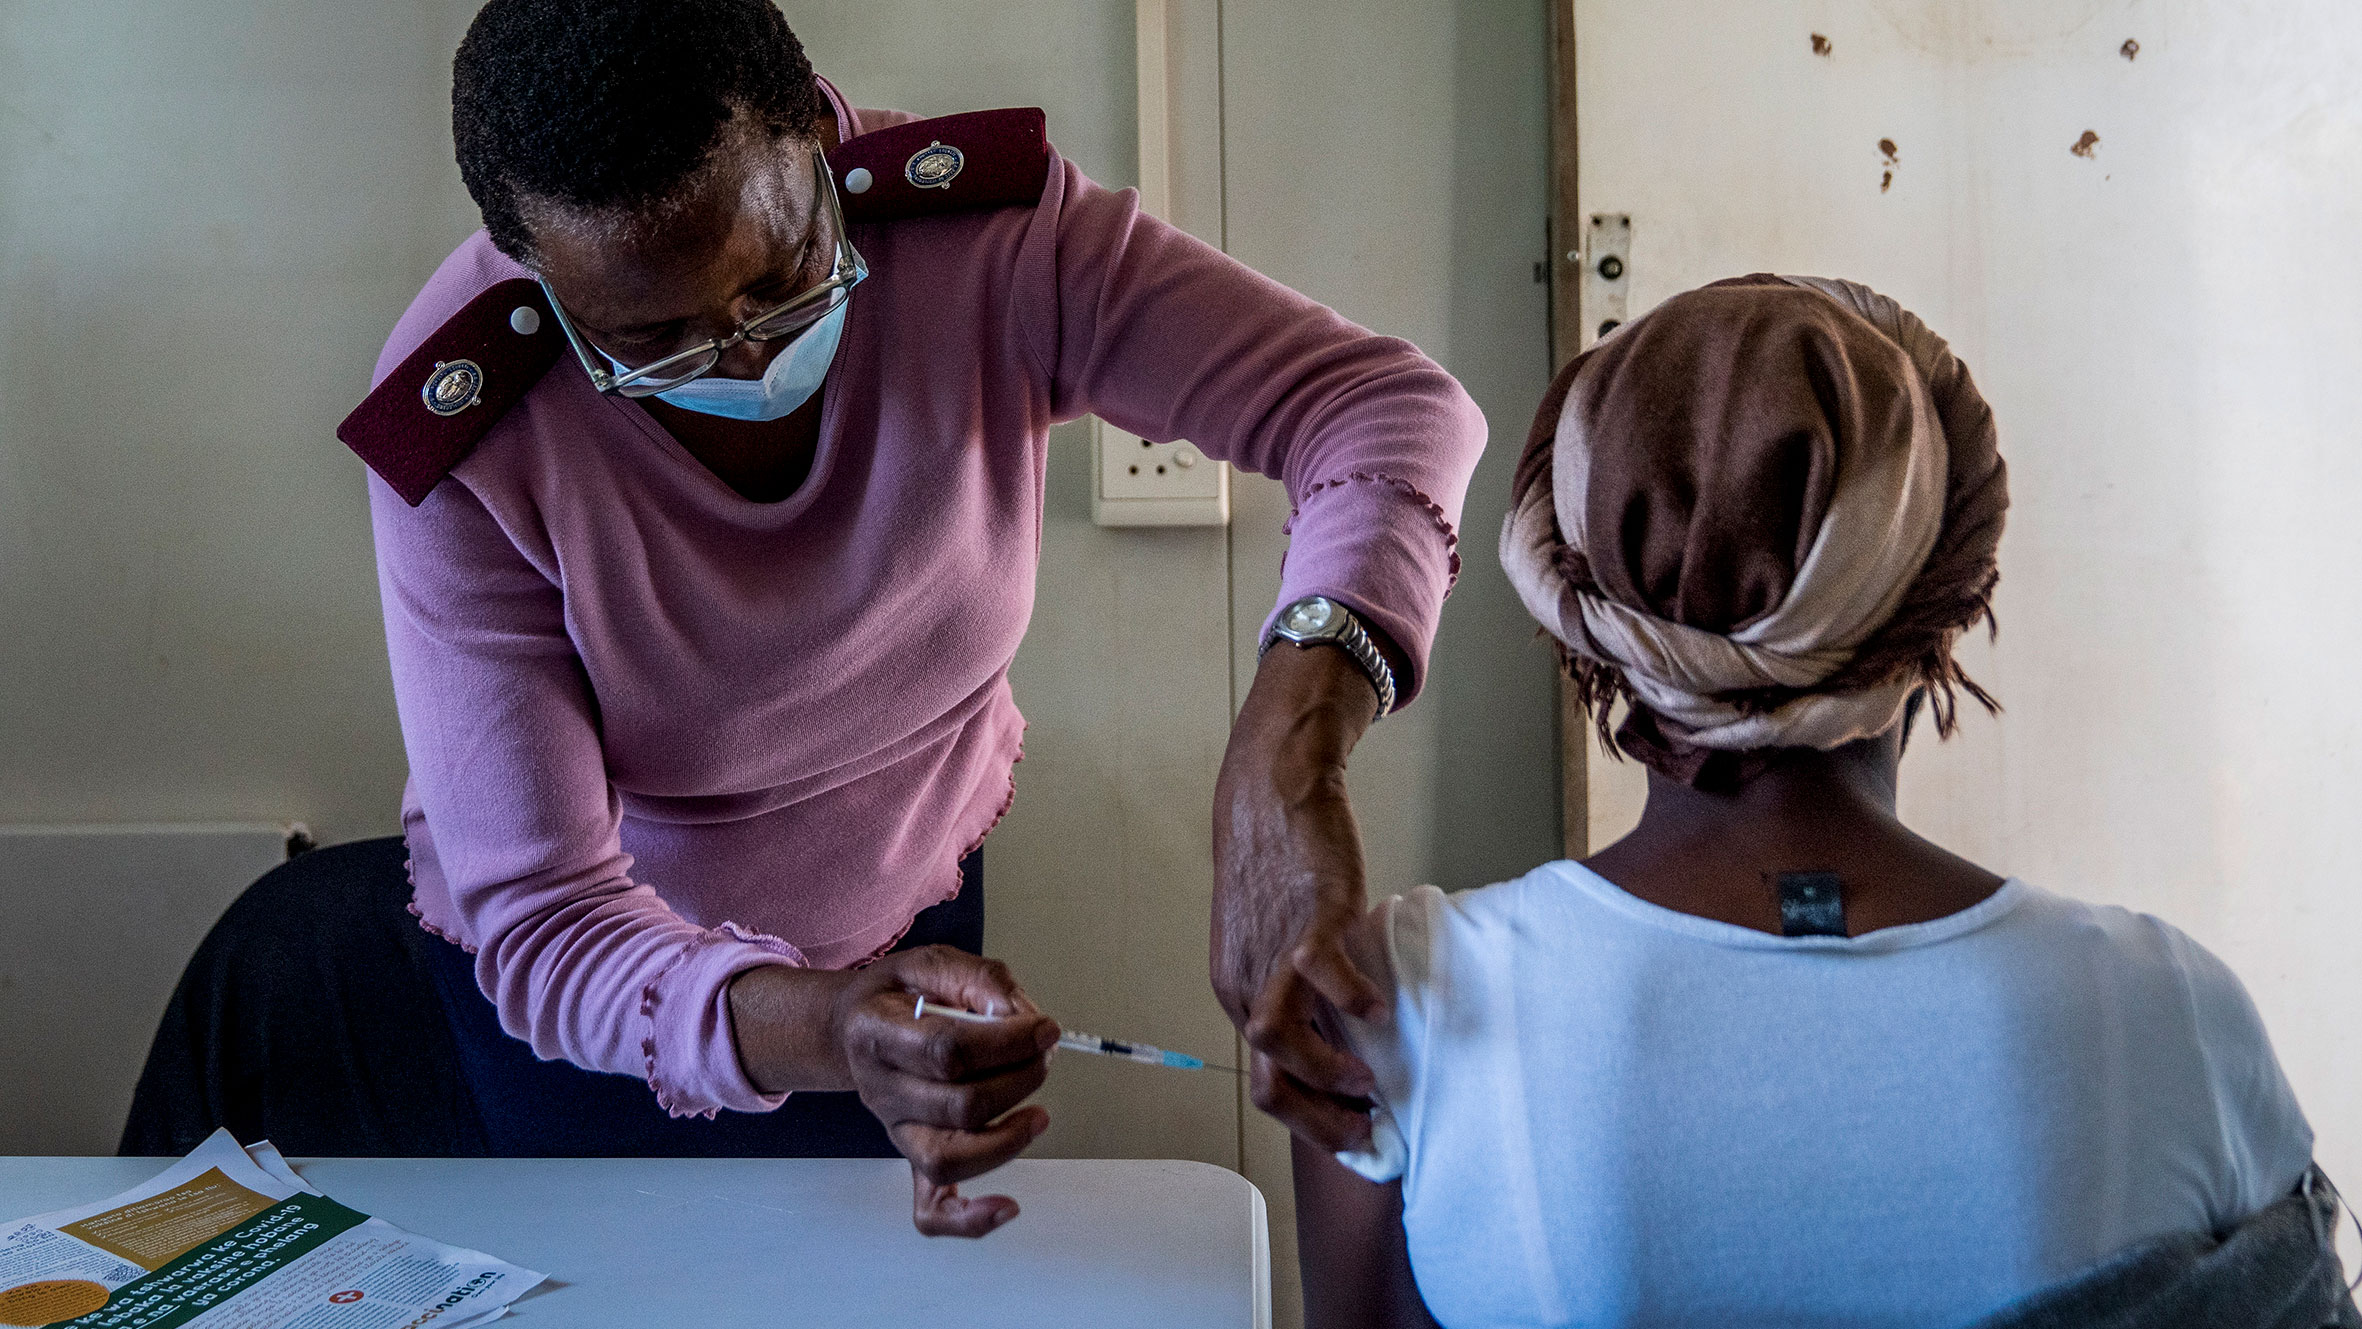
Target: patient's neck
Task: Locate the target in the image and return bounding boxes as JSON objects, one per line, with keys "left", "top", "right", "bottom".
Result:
{"left": 1581, "top": 731, "right": 2005, "bottom": 937}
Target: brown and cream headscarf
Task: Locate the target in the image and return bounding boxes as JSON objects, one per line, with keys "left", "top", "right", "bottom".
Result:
{"left": 1501, "top": 274, "right": 2009, "bottom": 787}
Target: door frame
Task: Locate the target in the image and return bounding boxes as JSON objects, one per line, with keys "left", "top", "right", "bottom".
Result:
{"left": 1548, "top": 0, "right": 1587, "bottom": 860}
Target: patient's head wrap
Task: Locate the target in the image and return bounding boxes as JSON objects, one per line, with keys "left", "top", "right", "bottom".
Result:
{"left": 1501, "top": 274, "right": 2009, "bottom": 787}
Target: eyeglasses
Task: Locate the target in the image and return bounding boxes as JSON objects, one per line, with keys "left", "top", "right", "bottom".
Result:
{"left": 538, "top": 152, "right": 868, "bottom": 398}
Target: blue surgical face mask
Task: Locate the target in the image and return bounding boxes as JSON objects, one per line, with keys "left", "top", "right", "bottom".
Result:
{"left": 607, "top": 294, "right": 851, "bottom": 422}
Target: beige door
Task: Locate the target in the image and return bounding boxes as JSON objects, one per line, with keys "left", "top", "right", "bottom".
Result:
{"left": 1565, "top": 0, "right": 2362, "bottom": 1188}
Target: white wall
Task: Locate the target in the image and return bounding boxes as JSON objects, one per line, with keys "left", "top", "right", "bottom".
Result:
{"left": 0, "top": 2, "right": 483, "bottom": 845}
{"left": 0, "top": 826, "right": 288, "bottom": 1154}
{"left": 1575, "top": 0, "right": 2362, "bottom": 1190}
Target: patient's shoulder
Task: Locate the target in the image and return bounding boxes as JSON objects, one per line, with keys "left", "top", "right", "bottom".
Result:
{"left": 2036, "top": 894, "right": 2290, "bottom": 1066}
{"left": 2013, "top": 886, "right": 2316, "bottom": 1220}
{"left": 1362, "top": 863, "right": 1595, "bottom": 999}
{"left": 1349, "top": 885, "right": 1443, "bottom": 999}
{"left": 2000, "top": 884, "right": 2233, "bottom": 978}
{"left": 2001, "top": 890, "right": 2306, "bottom": 1097}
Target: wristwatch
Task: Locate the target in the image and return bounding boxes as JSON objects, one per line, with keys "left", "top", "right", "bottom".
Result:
{"left": 1259, "top": 595, "right": 1397, "bottom": 719}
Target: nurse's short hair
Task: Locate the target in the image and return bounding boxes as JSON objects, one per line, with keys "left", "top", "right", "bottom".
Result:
{"left": 453, "top": 0, "right": 828, "bottom": 264}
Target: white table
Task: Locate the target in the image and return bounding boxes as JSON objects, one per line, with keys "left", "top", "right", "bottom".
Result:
{"left": 0, "top": 1156, "right": 1270, "bottom": 1328}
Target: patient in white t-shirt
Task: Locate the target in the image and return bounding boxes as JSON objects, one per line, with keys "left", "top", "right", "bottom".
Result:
{"left": 1289, "top": 277, "right": 2318, "bottom": 1328}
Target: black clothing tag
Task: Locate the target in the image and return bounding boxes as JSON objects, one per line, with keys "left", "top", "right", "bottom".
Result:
{"left": 1776, "top": 871, "right": 1848, "bottom": 938}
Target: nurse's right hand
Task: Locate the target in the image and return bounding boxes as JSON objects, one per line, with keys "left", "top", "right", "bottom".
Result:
{"left": 728, "top": 946, "right": 1057, "bottom": 1238}
{"left": 837, "top": 946, "right": 1059, "bottom": 1236}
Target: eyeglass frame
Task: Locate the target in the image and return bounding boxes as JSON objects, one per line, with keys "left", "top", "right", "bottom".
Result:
{"left": 536, "top": 151, "right": 869, "bottom": 399}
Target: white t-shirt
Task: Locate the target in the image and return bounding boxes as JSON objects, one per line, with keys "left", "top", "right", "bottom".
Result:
{"left": 1338, "top": 863, "right": 2314, "bottom": 1329}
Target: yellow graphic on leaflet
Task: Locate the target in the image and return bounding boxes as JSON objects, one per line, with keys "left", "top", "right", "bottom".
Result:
{"left": 0, "top": 1277, "right": 111, "bottom": 1327}
{"left": 57, "top": 1168, "right": 274, "bottom": 1271}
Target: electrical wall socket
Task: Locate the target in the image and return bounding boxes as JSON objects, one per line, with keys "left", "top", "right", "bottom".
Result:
{"left": 1090, "top": 415, "right": 1229, "bottom": 527}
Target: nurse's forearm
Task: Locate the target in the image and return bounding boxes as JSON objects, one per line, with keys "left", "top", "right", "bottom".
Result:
{"left": 1213, "top": 642, "right": 1393, "bottom": 1146}
{"left": 1226, "top": 642, "right": 1379, "bottom": 797}
{"left": 728, "top": 965, "right": 861, "bottom": 1093}
{"left": 1213, "top": 642, "right": 1381, "bottom": 991}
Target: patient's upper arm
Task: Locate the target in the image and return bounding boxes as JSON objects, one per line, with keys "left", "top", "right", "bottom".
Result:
{"left": 1293, "top": 1134, "right": 1439, "bottom": 1329}
{"left": 1295, "top": 896, "right": 1439, "bottom": 1327}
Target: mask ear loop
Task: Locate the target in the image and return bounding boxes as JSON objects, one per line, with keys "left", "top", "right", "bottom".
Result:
{"left": 2304, "top": 1166, "right": 2362, "bottom": 1296}
{"left": 2335, "top": 1171, "right": 2362, "bottom": 1295}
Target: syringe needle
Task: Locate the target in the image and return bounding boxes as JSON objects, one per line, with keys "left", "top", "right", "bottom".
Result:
{"left": 913, "top": 996, "right": 1239, "bottom": 1072}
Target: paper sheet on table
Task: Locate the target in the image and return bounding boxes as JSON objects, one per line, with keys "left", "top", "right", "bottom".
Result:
{"left": 0, "top": 1129, "right": 542, "bottom": 1329}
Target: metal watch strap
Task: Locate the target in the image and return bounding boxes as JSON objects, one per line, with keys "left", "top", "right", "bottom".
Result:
{"left": 1261, "top": 602, "right": 1397, "bottom": 719}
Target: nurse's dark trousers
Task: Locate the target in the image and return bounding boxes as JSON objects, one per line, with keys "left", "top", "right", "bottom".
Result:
{"left": 118, "top": 837, "right": 984, "bottom": 1158}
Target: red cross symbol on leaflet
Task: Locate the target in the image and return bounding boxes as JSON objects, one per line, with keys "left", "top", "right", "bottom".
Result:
{"left": 328, "top": 1290, "right": 364, "bottom": 1304}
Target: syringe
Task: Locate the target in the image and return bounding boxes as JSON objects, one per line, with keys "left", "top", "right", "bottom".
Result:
{"left": 912, "top": 994, "right": 1237, "bottom": 1072}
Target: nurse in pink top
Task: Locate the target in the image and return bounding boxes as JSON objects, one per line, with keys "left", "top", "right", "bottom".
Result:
{"left": 126, "top": 0, "right": 1479, "bottom": 1234}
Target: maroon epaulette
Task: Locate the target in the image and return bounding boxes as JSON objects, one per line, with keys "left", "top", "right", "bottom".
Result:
{"left": 336, "top": 277, "right": 562, "bottom": 506}
{"left": 830, "top": 107, "right": 1050, "bottom": 225}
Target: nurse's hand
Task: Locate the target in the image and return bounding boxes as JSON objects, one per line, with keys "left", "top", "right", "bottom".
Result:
{"left": 1213, "top": 642, "right": 1391, "bottom": 1154}
{"left": 729, "top": 946, "right": 1056, "bottom": 1238}
{"left": 839, "top": 947, "right": 1057, "bottom": 1237}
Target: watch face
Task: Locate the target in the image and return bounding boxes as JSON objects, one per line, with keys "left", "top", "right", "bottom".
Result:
{"left": 1283, "top": 596, "right": 1340, "bottom": 636}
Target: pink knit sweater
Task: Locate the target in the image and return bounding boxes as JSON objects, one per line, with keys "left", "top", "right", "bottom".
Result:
{"left": 368, "top": 88, "right": 1485, "bottom": 1117}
